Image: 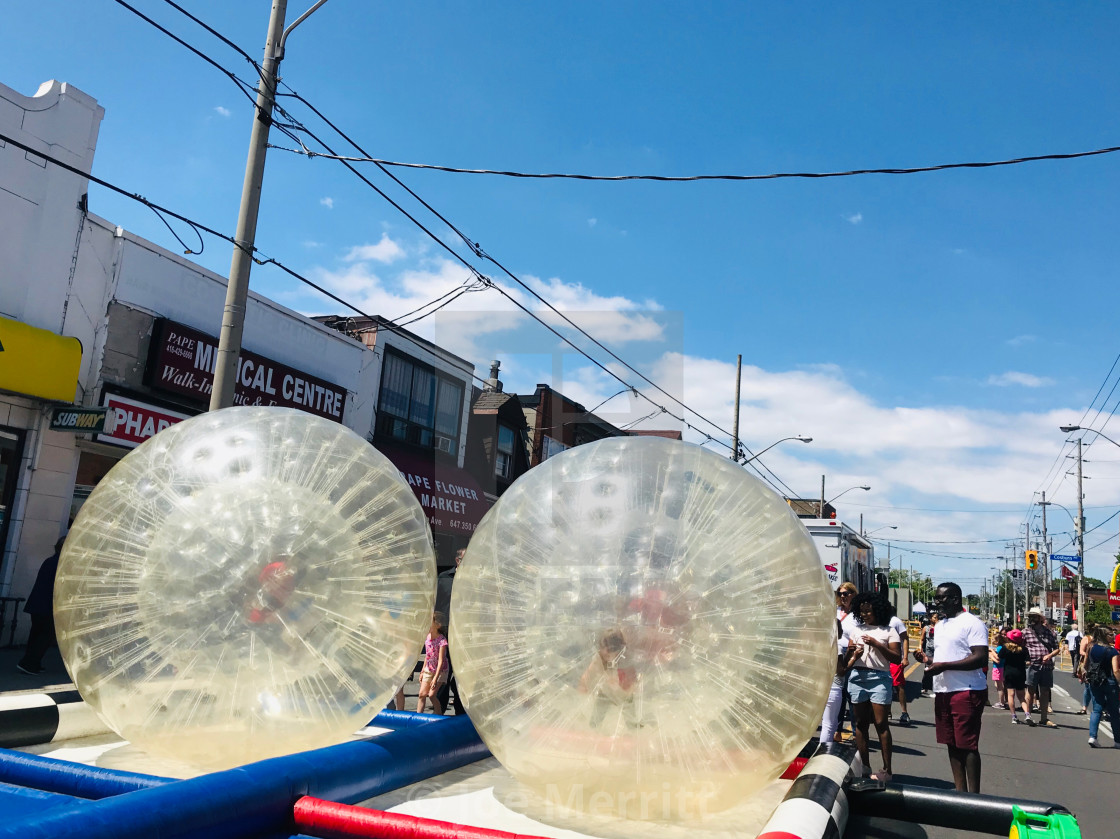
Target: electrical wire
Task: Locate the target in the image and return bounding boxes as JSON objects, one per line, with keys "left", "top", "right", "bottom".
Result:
{"left": 265, "top": 144, "right": 1120, "bottom": 183}
{"left": 0, "top": 127, "right": 492, "bottom": 385}
{"left": 272, "top": 85, "right": 799, "bottom": 497}
{"left": 112, "top": 0, "right": 305, "bottom": 148}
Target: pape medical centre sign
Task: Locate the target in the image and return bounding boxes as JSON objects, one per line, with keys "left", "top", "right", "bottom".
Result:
{"left": 147, "top": 319, "right": 347, "bottom": 421}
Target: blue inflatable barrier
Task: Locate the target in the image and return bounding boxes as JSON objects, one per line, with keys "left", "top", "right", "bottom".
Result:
{"left": 0, "top": 780, "right": 87, "bottom": 819}
{"left": 368, "top": 709, "right": 449, "bottom": 729}
{"left": 0, "top": 748, "right": 170, "bottom": 798}
{"left": 0, "top": 713, "right": 488, "bottom": 839}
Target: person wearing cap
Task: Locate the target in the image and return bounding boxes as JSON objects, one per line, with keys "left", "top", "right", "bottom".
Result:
{"left": 913, "top": 582, "right": 988, "bottom": 793}
{"left": 1023, "top": 606, "right": 1060, "bottom": 728}
{"left": 1000, "top": 629, "right": 1031, "bottom": 724}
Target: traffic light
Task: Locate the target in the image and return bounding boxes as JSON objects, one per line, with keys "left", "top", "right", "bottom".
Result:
{"left": 1025, "top": 549, "right": 1038, "bottom": 570}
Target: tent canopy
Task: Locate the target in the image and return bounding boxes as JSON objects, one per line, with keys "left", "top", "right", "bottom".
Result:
{"left": 912, "top": 602, "right": 927, "bottom": 613}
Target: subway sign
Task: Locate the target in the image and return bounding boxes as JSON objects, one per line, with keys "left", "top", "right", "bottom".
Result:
{"left": 49, "top": 406, "right": 108, "bottom": 433}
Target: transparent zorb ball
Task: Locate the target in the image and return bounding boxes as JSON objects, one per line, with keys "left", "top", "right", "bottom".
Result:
{"left": 55, "top": 407, "right": 435, "bottom": 768}
{"left": 450, "top": 436, "right": 834, "bottom": 819}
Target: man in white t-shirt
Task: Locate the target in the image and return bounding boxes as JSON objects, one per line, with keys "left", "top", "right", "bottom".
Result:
{"left": 913, "top": 582, "right": 988, "bottom": 793}
{"left": 1066, "top": 627, "right": 1083, "bottom": 673}
{"left": 887, "top": 609, "right": 911, "bottom": 725}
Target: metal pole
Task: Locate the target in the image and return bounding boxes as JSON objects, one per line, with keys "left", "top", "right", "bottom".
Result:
{"left": 730, "top": 354, "right": 741, "bottom": 463}
{"left": 1041, "top": 491, "right": 1049, "bottom": 620}
{"left": 210, "top": 0, "right": 289, "bottom": 411}
{"left": 1076, "top": 438, "right": 1086, "bottom": 632}
{"left": 820, "top": 475, "right": 825, "bottom": 518}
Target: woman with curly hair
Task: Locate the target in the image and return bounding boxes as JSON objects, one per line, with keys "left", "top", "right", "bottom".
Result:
{"left": 846, "top": 592, "right": 902, "bottom": 781}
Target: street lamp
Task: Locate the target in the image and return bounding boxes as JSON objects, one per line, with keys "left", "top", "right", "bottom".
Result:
{"left": 820, "top": 483, "right": 870, "bottom": 516}
{"left": 864, "top": 524, "right": 897, "bottom": 538}
{"left": 1060, "top": 425, "right": 1120, "bottom": 448}
{"left": 740, "top": 435, "right": 812, "bottom": 464}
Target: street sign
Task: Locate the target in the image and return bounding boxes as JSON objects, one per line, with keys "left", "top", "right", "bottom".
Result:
{"left": 1051, "top": 554, "right": 1082, "bottom": 564}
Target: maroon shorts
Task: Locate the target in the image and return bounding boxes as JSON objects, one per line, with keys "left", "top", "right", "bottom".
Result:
{"left": 934, "top": 689, "right": 986, "bottom": 750}
{"left": 890, "top": 663, "right": 905, "bottom": 688}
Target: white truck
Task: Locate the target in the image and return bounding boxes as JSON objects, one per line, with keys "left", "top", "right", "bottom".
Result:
{"left": 803, "top": 518, "right": 877, "bottom": 594}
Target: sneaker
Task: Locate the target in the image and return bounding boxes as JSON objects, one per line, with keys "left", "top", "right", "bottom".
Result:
{"left": 1011, "top": 716, "right": 1020, "bottom": 724}
{"left": 899, "top": 712, "right": 911, "bottom": 725}
{"left": 1089, "top": 737, "right": 1100, "bottom": 748}
{"left": 1024, "top": 717, "right": 1036, "bottom": 727}
{"left": 15, "top": 663, "right": 42, "bottom": 676}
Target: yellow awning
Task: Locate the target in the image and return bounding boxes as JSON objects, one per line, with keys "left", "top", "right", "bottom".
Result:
{"left": 0, "top": 315, "right": 82, "bottom": 402}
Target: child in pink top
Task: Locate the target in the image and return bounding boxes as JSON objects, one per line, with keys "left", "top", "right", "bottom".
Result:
{"left": 417, "top": 614, "right": 449, "bottom": 714}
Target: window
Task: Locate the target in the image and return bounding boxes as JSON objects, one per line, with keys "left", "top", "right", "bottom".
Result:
{"left": 496, "top": 425, "right": 515, "bottom": 478}
{"left": 377, "top": 350, "right": 463, "bottom": 455}
{"left": 541, "top": 435, "right": 568, "bottom": 461}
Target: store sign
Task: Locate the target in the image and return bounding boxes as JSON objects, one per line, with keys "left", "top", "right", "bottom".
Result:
{"left": 1108, "top": 591, "right": 1120, "bottom": 607}
{"left": 0, "top": 315, "right": 82, "bottom": 402}
{"left": 379, "top": 446, "right": 491, "bottom": 534}
{"left": 50, "top": 406, "right": 108, "bottom": 433}
{"left": 147, "top": 319, "right": 346, "bottom": 422}
{"left": 96, "top": 393, "right": 191, "bottom": 449}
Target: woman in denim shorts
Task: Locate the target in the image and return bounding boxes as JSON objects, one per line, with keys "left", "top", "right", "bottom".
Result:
{"left": 846, "top": 593, "right": 903, "bottom": 782}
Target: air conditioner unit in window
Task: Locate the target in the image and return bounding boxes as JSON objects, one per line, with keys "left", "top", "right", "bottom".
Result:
{"left": 435, "top": 435, "right": 453, "bottom": 453}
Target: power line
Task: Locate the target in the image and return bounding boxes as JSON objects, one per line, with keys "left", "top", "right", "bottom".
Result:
{"left": 265, "top": 143, "right": 1120, "bottom": 183}
{"left": 271, "top": 85, "right": 801, "bottom": 496}
{"left": 0, "top": 128, "right": 491, "bottom": 383}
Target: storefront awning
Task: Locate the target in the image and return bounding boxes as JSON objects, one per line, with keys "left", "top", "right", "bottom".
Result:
{"left": 377, "top": 446, "right": 492, "bottom": 536}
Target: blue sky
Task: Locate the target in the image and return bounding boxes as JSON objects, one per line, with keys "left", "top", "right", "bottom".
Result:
{"left": 5, "top": 2, "right": 1120, "bottom": 594}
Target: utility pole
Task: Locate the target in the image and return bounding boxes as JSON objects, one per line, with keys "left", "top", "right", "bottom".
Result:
{"left": 1076, "top": 437, "right": 1086, "bottom": 632}
{"left": 210, "top": 1, "right": 289, "bottom": 411}
{"left": 1034, "top": 490, "right": 1043, "bottom": 613}
{"left": 730, "top": 354, "right": 742, "bottom": 463}
{"left": 820, "top": 475, "right": 826, "bottom": 518}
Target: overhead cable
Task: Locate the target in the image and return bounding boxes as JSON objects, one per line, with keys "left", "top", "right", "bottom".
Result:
{"left": 266, "top": 143, "right": 1120, "bottom": 183}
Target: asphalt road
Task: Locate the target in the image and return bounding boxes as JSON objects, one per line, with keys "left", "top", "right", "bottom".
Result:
{"left": 844, "top": 663, "right": 1116, "bottom": 839}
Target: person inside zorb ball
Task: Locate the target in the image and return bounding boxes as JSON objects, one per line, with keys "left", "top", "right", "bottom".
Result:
{"left": 451, "top": 436, "right": 835, "bottom": 819}
{"left": 55, "top": 407, "right": 436, "bottom": 768}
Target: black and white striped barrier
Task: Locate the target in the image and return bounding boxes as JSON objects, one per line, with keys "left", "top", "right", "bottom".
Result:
{"left": 757, "top": 741, "right": 860, "bottom": 839}
{"left": 0, "top": 690, "right": 110, "bottom": 748}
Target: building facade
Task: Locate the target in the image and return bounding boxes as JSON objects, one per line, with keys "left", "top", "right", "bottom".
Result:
{"left": 316, "top": 316, "right": 489, "bottom": 570}
{"left": 518, "top": 383, "right": 626, "bottom": 467}
{"left": 0, "top": 78, "right": 371, "bottom": 636}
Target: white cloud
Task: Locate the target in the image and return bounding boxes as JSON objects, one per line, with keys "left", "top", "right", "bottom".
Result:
{"left": 986, "top": 371, "right": 1054, "bottom": 388}
{"left": 588, "top": 218, "right": 598, "bottom": 227}
{"left": 320, "top": 197, "right": 334, "bottom": 210}
{"left": 343, "top": 233, "right": 404, "bottom": 264}
{"left": 523, "top": 275, "right": 665, "bottom": 344}
{"left": 1006, "top": 334, "right": 1036, "bottom": 348}
{"left": 291, "top": 239, "right": 1120, "bottom": 586}
{"left": 844, "top": 212, "right": 863, "bottom": 225}
{"left": 214, "top": 106, "right": 231, "bottom": 118}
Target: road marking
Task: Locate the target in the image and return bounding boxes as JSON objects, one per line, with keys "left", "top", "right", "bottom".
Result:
{"left": 904, "top": 661, "right": 922, "bottom": 678}
{"left": 1054, "top": 683, "right": 1112, "bottom": 740}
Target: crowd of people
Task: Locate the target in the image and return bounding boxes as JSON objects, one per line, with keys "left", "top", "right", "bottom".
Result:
{"left": 822, "top": 578, "right": 1120, "bottom": 793}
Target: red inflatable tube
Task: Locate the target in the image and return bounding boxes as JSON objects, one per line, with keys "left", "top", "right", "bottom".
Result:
{"left": 293, "top": 797, "right": 551, "bottom": 839}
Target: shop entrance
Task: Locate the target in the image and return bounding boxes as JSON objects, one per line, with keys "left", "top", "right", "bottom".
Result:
{"left": 0, "top": 426, "right": 27, "bottom": 573}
